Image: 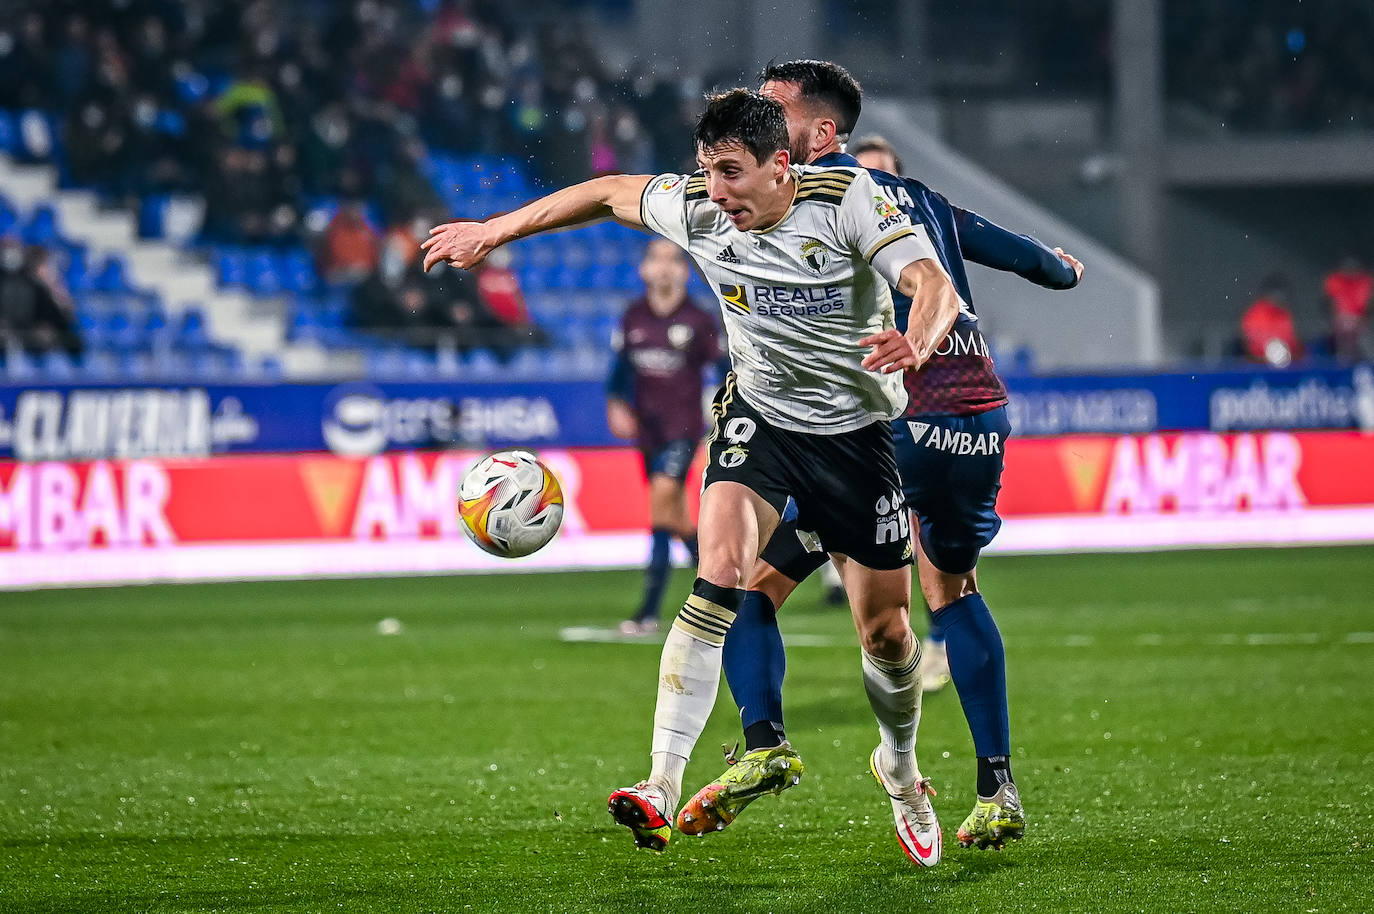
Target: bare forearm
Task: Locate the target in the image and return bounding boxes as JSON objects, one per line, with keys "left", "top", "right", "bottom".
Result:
{"left": 897, "top": 259, "right": 962, "bottom": 359}
{"left": 423, "top": 174, "right": 650, "bottom": 272}
{"left": 488, "top": 176, "right": 642, "bottom": 245}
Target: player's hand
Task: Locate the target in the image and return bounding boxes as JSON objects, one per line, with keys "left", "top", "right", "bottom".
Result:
{"left": 606, "top": 400, "right": 638, "bottom": 439}
{"left": 1054, "top": 247, "right": 1085, "bottom": 283}
{"left": 421, "top": 220, "right": 498, "bottom": 272}
{"left": 860, "top": 328, "right": 921, "bottom": 374}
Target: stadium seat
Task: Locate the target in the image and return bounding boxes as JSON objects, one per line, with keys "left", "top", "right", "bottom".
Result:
{"left": 93, "top": 255, "right": 134, "bottom": 294}
{"left": 79, "top": 349, "right": 120, "bottom": 379}
{"left": 176, "top": 308, "right": 211, "bottom": 350}
{"left": 37, "top": 350, "right": 78, "bottom": 381}
{"left": 215, "top": 249, "right": 249, "bottom": 288}
{"left": 246, "top": 250, "right": 283, "bottom": 297}
{"left": 139, "top": 195, "right": 170, "bottom": 239}
{"left": 463, "top": 348, "right": 502, "bottom": 379}
{"left": 105, "top": 312, "right": 143, "bottom": 353}
{"left": 0, "top": 110, "right": 16, "bottom": 154}
{"left": 3, "top": 349, "right": 37, "bottom": 381}
{"left": 20, "top": 204, "right": 60, "bottom": 247}
{"left": 278, "top": 250, "right": 317, "bottom": 294}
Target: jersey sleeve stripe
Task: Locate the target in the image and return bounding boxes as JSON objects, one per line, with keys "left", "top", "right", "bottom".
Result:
{"left": 865, "top": 227, "right": 917, "bottom": 263}
{"left": 685, "top": 175, "right": 708, "bottom": 201}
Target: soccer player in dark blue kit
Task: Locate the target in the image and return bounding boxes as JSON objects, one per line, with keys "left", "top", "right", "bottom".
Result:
{"left": 607, "top": 238, "right": 725, "bottom": 635}
{"left": 676, "top": 60, "right": 1085, "bottom": 852}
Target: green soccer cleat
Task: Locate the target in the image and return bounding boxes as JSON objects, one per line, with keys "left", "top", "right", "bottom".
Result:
{"left": 676, "top": 742, "right": 805, "bottom": 836}
{"left": 956, "top": 782, "right": 1025, "bottom": 850}
{"left": 608, "top": 781, "right": 672, "bottom": 851}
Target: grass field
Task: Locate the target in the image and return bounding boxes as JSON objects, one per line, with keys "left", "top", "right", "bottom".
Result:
{"left": 2, "top": 546, "right": 1372, "bottom": 913}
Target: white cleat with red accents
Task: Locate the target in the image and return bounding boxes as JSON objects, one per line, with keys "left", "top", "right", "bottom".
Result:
{"left": 869, "top": 746, "right": 942, "bottom": 867}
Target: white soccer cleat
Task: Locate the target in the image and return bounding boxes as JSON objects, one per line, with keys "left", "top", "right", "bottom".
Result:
{"left": 869, "top": 746, "right": 942, "bottom": 867}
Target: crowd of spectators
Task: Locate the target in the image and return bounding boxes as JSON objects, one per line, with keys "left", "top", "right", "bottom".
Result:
{"left": 0, "top": 0, "right": 709, "bottom": 242}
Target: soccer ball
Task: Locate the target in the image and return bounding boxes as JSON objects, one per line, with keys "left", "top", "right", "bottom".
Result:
{"left": 457, "top": 450, "right": 564, "bottom": 558}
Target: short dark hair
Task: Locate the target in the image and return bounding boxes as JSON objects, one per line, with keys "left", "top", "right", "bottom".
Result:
{"left": 851, "top": 135, "right": 904, "bottom": 174}
{"left": 759, "top": 59, "right": 863, "bottom": 138}
{"left": 692, "top": 89, "right": 790, "bottom": 164}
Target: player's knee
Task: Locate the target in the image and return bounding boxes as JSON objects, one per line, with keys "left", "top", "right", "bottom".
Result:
{"left": 697, "top": 552, "right": 750, "bottom": 590}
{"left": 858, "top": 610, "right": 914, "bottom": 661}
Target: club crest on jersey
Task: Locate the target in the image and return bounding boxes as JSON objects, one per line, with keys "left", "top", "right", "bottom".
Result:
{"left": 719, "top": 283, "right": 750, "bottom": 314}
{"left": 718, "top": 444, "right": 749, "bottom": 468}
{"left": 667, "top": 323, "right": 694, "bottom": 349}
{"left": 799, "top": 237, "right": 831, "bottom": 275}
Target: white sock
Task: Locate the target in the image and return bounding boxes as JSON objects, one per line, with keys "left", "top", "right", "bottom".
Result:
{"left": 648, "top": 624, "right": 723, "bottom": 812}
{"left": 862, "top": 641, "right": 923, "bottom": 784}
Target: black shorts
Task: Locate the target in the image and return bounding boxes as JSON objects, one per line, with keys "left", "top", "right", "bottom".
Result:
{"left": 760, "top": 407, "right": 1012, "bottom": 582}
{"left": 703, "top": 375, "right": 911, "bottom": 571}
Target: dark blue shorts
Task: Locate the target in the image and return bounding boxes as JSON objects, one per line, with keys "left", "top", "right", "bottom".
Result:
{"left": 894, "top": 407, "right": 1010, "bottom": 575}
{"left": 641, "top": 438, "right": 698, "bottom": 482}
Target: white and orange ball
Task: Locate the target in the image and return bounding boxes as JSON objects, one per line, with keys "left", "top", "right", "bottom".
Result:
{"left": 457, "top": 450, "right": 564, "bottom": 558}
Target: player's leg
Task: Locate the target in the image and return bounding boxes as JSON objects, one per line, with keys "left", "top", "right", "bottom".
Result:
{"left": 610, "top": 381, "right": 787, "bottom": 849}
{"left": 677, "top": 528, "right": 823, "bottom": 835}
{"left": 842, "top": 557, "right": 941, "bottom": 867}
{"left": 623, "top": 441, "right": 696, "bottom": 635}
{"left": 609, "top": 480, "right": 778, "bottom": 848}
{"left": 903, "top": 408, "right": 1022, "bottom": 849}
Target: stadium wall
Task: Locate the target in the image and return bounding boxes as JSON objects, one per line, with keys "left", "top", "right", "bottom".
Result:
{"left": 2, "top": 430, "right": 1373, "bottom": 590}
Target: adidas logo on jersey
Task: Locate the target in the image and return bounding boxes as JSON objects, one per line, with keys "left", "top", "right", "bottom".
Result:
{"left": 716, "top": 244, "right": 741, "bottom": 264}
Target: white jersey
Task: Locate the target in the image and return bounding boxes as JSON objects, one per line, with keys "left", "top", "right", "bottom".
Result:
{"left": 640, "top": 164, "right": 947, "bottom": 434}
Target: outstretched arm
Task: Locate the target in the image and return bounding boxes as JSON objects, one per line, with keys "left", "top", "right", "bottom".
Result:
{"left": 422, "top": 174, "right": 654, "bottom": 272}
{"left": 954, "top": 207, "right": 1084, "bottom": 289}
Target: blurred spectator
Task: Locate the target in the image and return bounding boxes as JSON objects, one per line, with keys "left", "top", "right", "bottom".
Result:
{"left": 0, "top": 240, "right": 81, "bottom": 357}
{"left": 475, "top": 247, "right": 548, "bottom": 353}
{"left": 318, "top": 202, "right": 379, "bottom": 284}
{"left": 352, "top": 232, "right": 493, "bottom": 352}
{"left": 1323, "top": 256, "right": 1372, "bottom": 363}
{"left": 1239, "top": 274, "right": 1302, "bottom": 367}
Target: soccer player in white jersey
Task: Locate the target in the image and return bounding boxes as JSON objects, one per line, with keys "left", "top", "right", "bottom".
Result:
{"left": 422, "top": 89, "right": 965, "bottom": 866}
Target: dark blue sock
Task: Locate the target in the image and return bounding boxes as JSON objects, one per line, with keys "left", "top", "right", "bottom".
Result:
{"left": 722, "top": 590, "right": 786, "bottom": 749}
{"left": 637, "top": 529, "right": 673, "bottom": 621}
{"left": 937, "top": 593, "right": 1010, "bottom": 761}
{"left": 680, "top": 533, "right": 699, "bottom": 564}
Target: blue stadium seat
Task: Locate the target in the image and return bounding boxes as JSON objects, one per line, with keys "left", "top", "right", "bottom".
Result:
{"left": 176, "top": 307, "right": 210, "bottom": 350}
{"left": 0, "top": 110, "right": 16, "bottom": 154}
{"left": 216, "top": 249, "right": 249, "bottom": 288}
{"left": 38, "top": 350, "right": 78, "bottom": 380}
{"left": 463, "top": 348, "right": 502, "bottom": 379}
{"left": 245, "top": 250, "right": 282, "bottom": 296}
{"left": 139, "top": 195, "right": 169, "bottom": 238}
{"left": 3, "top": 349, "right": 37, "bottom": 381}
{"left": 278, "top": 250, "right": 317, "bottom": 294}
{"left": 20, "top": 204, "right": 60, "bottom": 247}
{"left": 93, "top": 254, "right": 134, "bottom": 294}
{"left": 79, "top": 349, "right": 120, "bottom": 379}
{"left": 105, "top": 312, "right": 142, "bottom": 353}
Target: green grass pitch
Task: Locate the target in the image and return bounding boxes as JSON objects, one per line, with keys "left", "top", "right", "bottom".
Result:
{"left": 2, "top": 546, "right": 1372, "bottom": 913}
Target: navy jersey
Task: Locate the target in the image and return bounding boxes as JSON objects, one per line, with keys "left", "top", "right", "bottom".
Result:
{"left": 814, "top": 152, "right": 1078, "bottom": 417}
{"left": 607, "top": 295, "right": 723, "bottom": 452}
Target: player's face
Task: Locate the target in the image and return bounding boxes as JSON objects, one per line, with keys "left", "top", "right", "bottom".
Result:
{"left": 855, "top": 148, "right": 899, "bottom": 174}
{"left": 640, "top": 239, "right": 688, "bottom": 302}
{"left": 697, "top": 140, "right": 791, "bottom": 232}
{"left": 760, "top": 79, "right": 826, "bottom": 165}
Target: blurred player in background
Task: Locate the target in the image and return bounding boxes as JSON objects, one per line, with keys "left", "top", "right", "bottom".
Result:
{"left": 678, "top": 61, "right": 1084, "bottom": 853}
{"left": 607, "top": 239, "right": 724, "bottom": 636}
